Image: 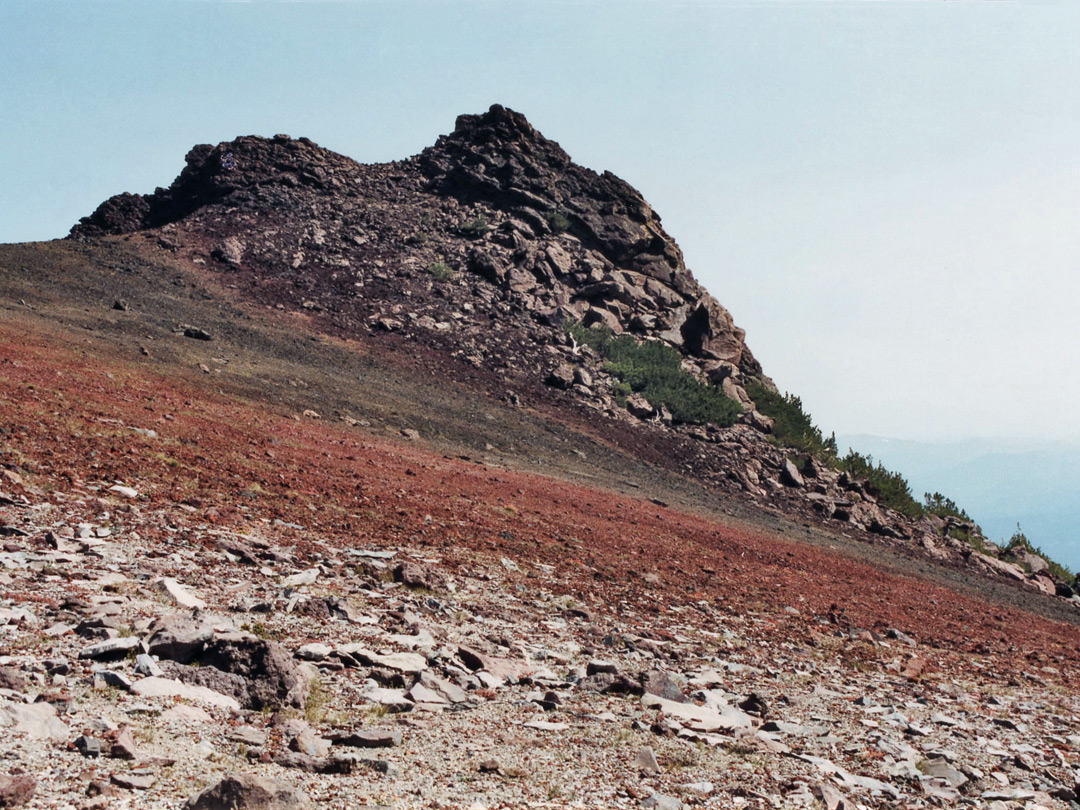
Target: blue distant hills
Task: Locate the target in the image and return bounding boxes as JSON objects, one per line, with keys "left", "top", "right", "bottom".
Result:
{"left": 837, "top": 434, "right": 1080, "bottom": 573}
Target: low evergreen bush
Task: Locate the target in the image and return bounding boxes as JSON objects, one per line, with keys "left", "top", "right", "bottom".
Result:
{"left": 567, "top": 322, "right": 742, "bottom": 427}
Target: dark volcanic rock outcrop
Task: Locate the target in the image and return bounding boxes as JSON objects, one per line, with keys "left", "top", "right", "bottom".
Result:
{"left": 72, "top": 105, "right": 766, "bottom": 406}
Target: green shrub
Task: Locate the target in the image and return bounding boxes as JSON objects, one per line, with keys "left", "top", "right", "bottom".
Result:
{"left": 427, "top": 260, "right": 454, "bottom": 281}
{"left": 746, "top": 381, "right": 837, "bottom": 458}
{"left": 459, "top": 215, "right": 492, "bottom": 237}
{"left": 1007, "top": 525, "right": 1072, "bottom": 581}
{"left": 546, "top": 211, "right": 571, "bottom": 234}
{"left": 567, "top": 322, "right": 742, "bottom": 426}
{"left": 923, "top": 492, "right": 970, "bottom": 521}
{"left": 836, "top": 450, "right": 923, "bottom": 519}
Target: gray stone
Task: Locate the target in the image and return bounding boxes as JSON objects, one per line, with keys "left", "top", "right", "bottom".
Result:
{"left": 545, "top": 363, "right": 575, "bottom": 389}
{"left": 780, "top": 458, "right": 805, "bottom": 487}
{"left": 146, "top": 613, "right": 214, "bottom": 663}
{"left": 75, "top": 735, "right": 104, "bottom": 758}
{"left": 635, "top": 745, "right": 660, "bottom": 775}
{"left": 134, "top": 654, "right": 163, "bottom": 677}
{"left": 200, "top": 634, "right": 311, "bottom": 710}
{"left": 586, "top": 660, "right": 618, "bottom": 676}
{"left": 78, "top": 636, "right": 142, "bottom": 660}
{"left": 96, "top": 670, "right": 134, "bottom": 691}
{"left": 331, "top": 729, "right": 402, "bottom": 748}
{"left": 641, "top": 794, "right": 681, "bottom": 810}
{"left": 110, "top": 771, "right": 155, "bottom": 790}
{"left": 184, "top": 773, "right": 311, "bottom": 810}
{"left": 228, "top": 726, "right": 268, "bottom": 747}
{"left": 640, "top": 670, "right": 684, "bottom": 702}
{"left": 161, "top": 661, "right": 250, "bottom": 707}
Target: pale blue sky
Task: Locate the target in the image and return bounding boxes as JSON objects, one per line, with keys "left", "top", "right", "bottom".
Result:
{"left": 3, "top": 0, "right": 1080, "bottom": 447}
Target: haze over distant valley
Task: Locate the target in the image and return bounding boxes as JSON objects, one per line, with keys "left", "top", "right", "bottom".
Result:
{"left": 839, "top": 434, "right": 1080, "bottom": 572}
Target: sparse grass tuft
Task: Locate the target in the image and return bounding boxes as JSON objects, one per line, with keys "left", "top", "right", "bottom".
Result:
{"left": 303, "top": 676, "right": 328, "bottom": 724}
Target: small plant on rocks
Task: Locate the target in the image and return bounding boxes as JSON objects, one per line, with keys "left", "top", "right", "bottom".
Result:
{"left": 428, "top": 260, "right": 454, "bottom": 281}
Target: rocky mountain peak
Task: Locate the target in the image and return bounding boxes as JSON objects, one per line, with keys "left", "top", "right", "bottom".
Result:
{"left": 72, "top": 134, "right": 358, "bottom": 237}
{"left": 70, "top": 105, "right": 769, "bottom": 413}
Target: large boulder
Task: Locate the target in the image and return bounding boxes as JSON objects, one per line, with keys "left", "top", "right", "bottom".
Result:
{"left": 184, "top": 773, "right": 310, "bottom": 810}
{"left": 199, "top": 633, "right": 311, "bottom": 710}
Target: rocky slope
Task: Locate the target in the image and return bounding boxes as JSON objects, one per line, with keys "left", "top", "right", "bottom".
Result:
{"left": 2, "top": 104, "right": 1080, "bottom": 809}
{"left": 66, "top": 105, "right": 1077, "bottom": 605}
{"left": 72, "top": 104, "right": 765, "bottom": 404}
{"left": 1, "top": 320, "right": 1080, "bottom": 810}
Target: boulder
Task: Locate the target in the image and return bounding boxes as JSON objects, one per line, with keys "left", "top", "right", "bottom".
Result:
{"left": 0, "top": 773, "right": 35, "bottom": 808}
{"left": 199, "top": 634, "right": 311, "bottom": 710}
{"left": 184, "top": 773, "right": 310, "bottom": 810}
{"left": 780, "top": 459, "right": 805, "bottom": 488}
{"left": 146, "top": 612, "right": 214, "bottom": 663}
{"left": 545, "top": 363, "right": 575, "bottom": 390}
{"left": 0, "top": 701, "right": 68, "bottom": 740}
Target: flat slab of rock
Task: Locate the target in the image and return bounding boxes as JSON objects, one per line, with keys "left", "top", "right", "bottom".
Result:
{"left": 362, "top": 688, "right": 413, "bottom": 713}
{"left": 282, "top": 568, "right": 319, "bottom": 587}
{"left": 131, "top": 676, "right": 240, "bottom": 712}
{"left": 78, "top": 636, "right": 143, "bottom": 660}
{"left": 155, "top": 577, "right": 206, "bottom": 610}
{"left": 0, "top": 701, "right": 68, "bottom": 740}
{"left": 642, "top": 694, "right": 753, "bottom": 732}
{"left": 110, "top": 770, "right": 155, "bottom": 790}
{"left": 339, "top": 645, "right": 427, "bottom": 674}
{"left": 457, "top": 646, "right": 534, "bottom": 683}
{"left": 523, "top": 720, "right": 569, "bottom": 731}
{"left": 330, "top": 729, "right": 401, "bottom": 748}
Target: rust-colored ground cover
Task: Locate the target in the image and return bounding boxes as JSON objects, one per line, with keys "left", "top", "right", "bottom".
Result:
{"left": 3, "top": 316, "right": 1078, "bottom": 686}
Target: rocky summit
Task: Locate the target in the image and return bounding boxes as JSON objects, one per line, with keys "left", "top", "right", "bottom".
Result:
{"left": 1, "top": 106, "right": 1079, "bottom": 809}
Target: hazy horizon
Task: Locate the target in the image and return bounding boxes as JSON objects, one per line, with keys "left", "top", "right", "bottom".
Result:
{"left": 838, "top": 432, "right": 1080, "bottom": 572}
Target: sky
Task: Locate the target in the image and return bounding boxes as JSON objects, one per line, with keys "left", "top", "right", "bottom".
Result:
{"left": 2, "top": 0, "right": 1080, "bottom": 447}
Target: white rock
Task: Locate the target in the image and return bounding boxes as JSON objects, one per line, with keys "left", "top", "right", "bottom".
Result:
{"left": 363, "top": 687, "right": 413, "bottom": 712}
{"left": 523, "top": 720, "right": 569, "bottom": 731}
{"left": 154, "top": 577, "right": 206, "bottom": 610}
{"left": 130, "top": 676, "right": 240, "bottom": 711}
{"left": 283, "top": 568, "right": 319, "bottom": 587}
{"left": 0, "top": 700, "right": 69, "bottom": 739}
{"left": 296, "top": 643, "right": 333, "bottom": 661}
{"left": 108, "top": 484, "right": 139, "bottom": 499}
{"left": 642, "top": 694, "right": 753, "bottom": 732}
